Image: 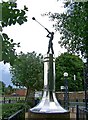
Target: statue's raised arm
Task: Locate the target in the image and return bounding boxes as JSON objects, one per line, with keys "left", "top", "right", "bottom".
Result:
{"left": 45, "top": 28, "right": 51, "bottom": 34}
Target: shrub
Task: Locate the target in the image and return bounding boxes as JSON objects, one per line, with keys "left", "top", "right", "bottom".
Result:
{"left": 2, "top": 103, "right": 25, "bottom": 119}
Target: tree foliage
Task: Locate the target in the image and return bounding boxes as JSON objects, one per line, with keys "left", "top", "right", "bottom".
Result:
{"left": 1, "top": 1, "right": 28, "bottom": 27}
{"left": 47, "top": 2, "right": 88, "bottom": 58}
{"left": 0, "top": 81, "right": 6, "bottom": 95}
{"left": 5, "top": 85, "right": 13, "bottom": 95}
{"left": 2, "top": 33, "right": 20, "bottom": 65}
{"left": 0, "top": 1, "right": 28, "bottom": 65}
{"left": 55, "top": 52, "right": 84, "bottom": 91}
{"left": 10, "top": 51, "right": 43, "bottom": 100}
{"left": 0, "top": 81, "right": 13, "bottom": 95}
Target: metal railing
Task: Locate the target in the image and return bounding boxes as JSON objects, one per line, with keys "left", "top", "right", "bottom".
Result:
{"left": 3, "top": 109, "right": 25, "bottom": 120}
{"left": 76, "top": 105, "right": 88, "bottom": 120}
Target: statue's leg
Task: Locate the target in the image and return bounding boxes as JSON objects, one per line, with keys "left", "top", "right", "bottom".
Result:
{"left": 52, "top": 49, "right": 54, "bottom": 54}
{"left": 47, "top": 46, "right": 50, "bottom": 54}
{"left": 47, "top": 49, "right": 49, "bottom": 54}
{"left": 51, "top": 45, "right": 54, "bottom": 54}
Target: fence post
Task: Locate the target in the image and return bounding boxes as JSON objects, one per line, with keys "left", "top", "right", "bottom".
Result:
{"left": 76, "top": 105, "right": 79, "bottom": 120}
{"left": 4, "top": 97, "right": 5, "bottom": 103}
{"left": 86, "top": 108, "right": 88, "bottom": 120}
{"left": 9, "top": 99, "right": 11, "bottom": 103}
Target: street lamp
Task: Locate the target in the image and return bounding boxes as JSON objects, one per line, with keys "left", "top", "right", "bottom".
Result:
{"left": 74, "top": 75, "right": 76, "bottom": 92}
{"left": 64, "top": 72, "right": 68, "bottom": 77}
{"left": 64, "top": 72, "right": 69, "bottom": 110}
{"left": 74, "top": 75, "right": 77, "bottom": 101}
{"left": 74, "top": 75, "right": 76, "bottom": 81}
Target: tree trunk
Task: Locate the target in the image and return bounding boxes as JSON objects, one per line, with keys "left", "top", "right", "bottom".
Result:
{"left": 25, "top": 87, "right": 35, "bottom": 107}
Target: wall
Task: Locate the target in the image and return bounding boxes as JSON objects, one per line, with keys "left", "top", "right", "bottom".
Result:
{"left": 56, "top": 91, "right": 85, "bottom": 101}
{"left": 16, "top": 89, "right": 27, "bottom": 96}
{"left": 15, "top": 89, "right": 85, "bottom": 101}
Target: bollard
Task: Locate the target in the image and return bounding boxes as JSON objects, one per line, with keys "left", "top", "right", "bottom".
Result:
{"left": 9, "top": 99, "right": 11, "bottom": 103}
{"left": 83, "top": 99, "right": 85, "bottom": 102}
{"left": 3, "top": 97, "right": 5, "bottom": 103}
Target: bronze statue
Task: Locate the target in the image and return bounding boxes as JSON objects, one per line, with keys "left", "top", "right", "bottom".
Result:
{"left": 32, "top": 17, "right": 54, "bottom": 54}
{"left": 45, "top": 28, "right": 54, "bottom": 54}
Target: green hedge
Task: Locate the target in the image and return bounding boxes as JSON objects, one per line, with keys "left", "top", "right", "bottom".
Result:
{"left": 2, "top": 103, "right": 25, "bottom": 119}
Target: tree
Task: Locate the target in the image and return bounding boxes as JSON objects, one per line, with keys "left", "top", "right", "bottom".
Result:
{"left": 0, "top": 1, "right": 28, "bottom": 65}
{"left": 10, "top": 51, "right": 43, "bottom": 103}
{"left": 48, "top": 2, "right": 88, "bottom": 58}
{"left": 5, "top": 85, "right": 13, "bottom": 95}
{"left": 46, "top": 1, "right": 88, "bottom": 95}
{"left": 0, "top": 81, "right": 6, "bottom": 95}
{"left": 55, "top": 52, "right": 84, "bottom": 91}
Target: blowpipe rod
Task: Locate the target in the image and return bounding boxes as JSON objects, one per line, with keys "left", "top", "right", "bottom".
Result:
{"left": 32, "top": 17, "right": 46, "bottom": 29}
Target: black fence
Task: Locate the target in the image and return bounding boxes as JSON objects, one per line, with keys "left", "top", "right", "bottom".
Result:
{"left": 76, "top": 105, "right": 88, "bottom": 120}
{"left": 1, "top": 97, "right": 25, "bottom": 104}
{"left": 59, "top": 99, "right": 88, "bottom": 120}
{"left": 3, "top": 109, "right": 25, "bottom": 120}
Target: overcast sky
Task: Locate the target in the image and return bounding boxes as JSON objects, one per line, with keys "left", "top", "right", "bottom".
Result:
{"left": 3, "top": 0, "right": 66, "bottom": 56}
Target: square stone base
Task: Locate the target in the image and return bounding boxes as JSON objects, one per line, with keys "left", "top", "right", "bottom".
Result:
{"left": 28, "top": 111, "right": 70, "bottom": 120}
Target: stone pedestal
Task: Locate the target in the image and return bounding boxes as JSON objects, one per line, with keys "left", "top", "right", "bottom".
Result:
{"left": 28, "top": 111, "right": 70, "bottom": 120}
{"left": 29, "top": 54, "right": 70, "bottom": 120}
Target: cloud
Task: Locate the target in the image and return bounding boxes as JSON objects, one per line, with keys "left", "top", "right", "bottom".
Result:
{"left": 0, "top": 62, "right": 13, "bottom": 86}
{"left": 0, "top": 62, "right": 10, "bottom": 73}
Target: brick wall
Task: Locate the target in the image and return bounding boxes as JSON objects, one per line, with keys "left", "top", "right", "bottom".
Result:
{"left": 16, "top": 89, "right": 27, "bottom": 96}
{"left": 15, "top": 89, "right": 85, "bottom": 101}
{"left": 56, "top": 91, "right": 85, "bottom": 101}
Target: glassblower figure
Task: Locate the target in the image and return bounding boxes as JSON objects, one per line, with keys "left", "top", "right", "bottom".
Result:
{"left": 32, "top": 17, "right": 54, "bottom": 54}
{"left": 45, "top": 28, "right": 54, "bottom": 54}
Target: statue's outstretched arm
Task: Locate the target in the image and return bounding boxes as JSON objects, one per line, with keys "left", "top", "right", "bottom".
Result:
{"left": 45, "top": 28, "right": 51, "bottom": 34}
